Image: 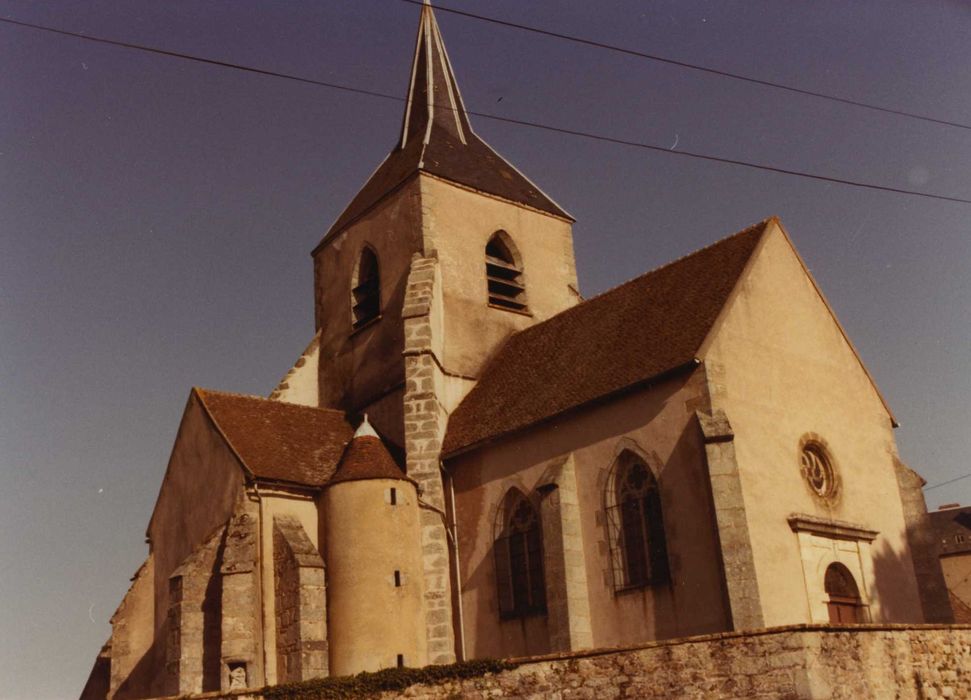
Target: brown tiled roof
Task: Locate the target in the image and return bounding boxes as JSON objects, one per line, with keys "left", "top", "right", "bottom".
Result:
{"left": 929, "top": 505, "right": 971, "bottom": 556}
{"left": 328, "top": 435, "right": 410, "bottom": 486}
{"left": 315, "top": 2, "right": 568, "bottom": 249}
{"left": 196, "top": 389, "right": 353, "bottom": 487}
{"left": 443, "top": 219, "right": 771, "bottom": 455}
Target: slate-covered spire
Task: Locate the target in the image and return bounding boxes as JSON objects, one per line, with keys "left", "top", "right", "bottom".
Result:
{"left": 399, "top": 0, "right": 471, "bottom": 151}
{"left": 318, "top": 0, "right": 570, "bottom": 244}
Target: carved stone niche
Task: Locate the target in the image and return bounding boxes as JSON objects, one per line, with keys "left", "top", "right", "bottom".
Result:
{"left": 224, "top": 660, "right": 249, "bottom": 691}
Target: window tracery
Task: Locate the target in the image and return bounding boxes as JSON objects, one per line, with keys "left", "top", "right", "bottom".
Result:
{"left": 606, "top": 452, "right": 669, "bottom": 591}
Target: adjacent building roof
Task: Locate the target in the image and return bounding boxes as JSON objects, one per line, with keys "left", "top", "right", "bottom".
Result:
{"left": 196, "top": 388, "right": 354, "bottom": 487}
{"left": 443, "top": 219, "right": 771, "bottom": 455}
{"left": 929, "top": 504, "right": 971, "bottom": 556}
{"left": 316, "top": 1, "right": 569, "bottom": 248}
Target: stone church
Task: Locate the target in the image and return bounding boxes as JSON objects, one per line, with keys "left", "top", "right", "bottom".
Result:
{"left": 81, "top": 3, "right": 953, "bottom": 698}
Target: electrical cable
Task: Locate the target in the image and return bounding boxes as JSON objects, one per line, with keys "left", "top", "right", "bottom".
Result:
{"left": 401, "top": 0, "right": 971, "bottom": 133}
{"left": 2, "top": 14, "right": 971, "bottom": 205}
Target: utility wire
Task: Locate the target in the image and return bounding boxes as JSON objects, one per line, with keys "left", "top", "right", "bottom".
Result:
{"left": 925, "top": 473, "right": 971, "bottom": 492}
{"left": 3, "top": 15, "right": 971, "bottom": 206}
{"left": 403, "top": 0, "right": 971, "bottom": 134}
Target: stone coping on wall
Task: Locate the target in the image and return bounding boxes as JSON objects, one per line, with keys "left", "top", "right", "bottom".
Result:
{"left": 506, "top": 621, "right": 971, "bottom": 665}
{"left": 138, "top": 622, "right": 971, "bottom": 700}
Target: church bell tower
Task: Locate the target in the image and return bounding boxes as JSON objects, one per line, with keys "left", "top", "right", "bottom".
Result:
{"left": 311, "top": 0, "right": 579, "bottom": 663}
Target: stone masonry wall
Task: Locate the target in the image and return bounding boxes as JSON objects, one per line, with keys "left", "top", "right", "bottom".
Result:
{"left": 177, "top": 624, "right": 971, "bottom": 700}
{"left": 272, "top": 515, "right": 327, "bottom": 684}
{"left": 402, "top": 253, "right": 456, "bottom": 665}
{"left": 165, "top": 526, "right": 225, "bottom": 695}
{"left": 894, "top": 459, "right": 954, "bottom": 624}
{"left": 383, "top": 625, "right": 971, "bottom": 700}
{"left": 220, "top": 500, "right": 261, "bottom": 691}
{"left": 696, "top": 408, "right": 764, "bottom": 631}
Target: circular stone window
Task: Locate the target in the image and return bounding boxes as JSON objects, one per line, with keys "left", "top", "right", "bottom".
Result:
{"left": 800, "top": 443, "right": 838, "bottom": 500}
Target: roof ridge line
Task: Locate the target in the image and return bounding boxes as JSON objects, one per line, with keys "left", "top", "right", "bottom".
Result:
{"left": 508, "top": 217, "right": 774, "bottom": 344}
{"left": 195, "top": 387, "right": 347, "bottom": 416}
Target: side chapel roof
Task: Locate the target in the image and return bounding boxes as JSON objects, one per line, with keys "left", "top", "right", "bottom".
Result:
{"left": 443, "top": 219, "right": 772, "bottom": 455}
{"left": 196, "top": 389, "right": 354, "bottom": 487}
{"left": 317, "top": 1, "right": 569, "bottom": 248}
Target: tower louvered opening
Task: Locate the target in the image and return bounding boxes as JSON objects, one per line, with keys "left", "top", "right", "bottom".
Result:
{"left": 486, "top": 233, "right": 527, "bottom": 312}
{"left": 352, "top": 247, "right": 381, "bottom": 329}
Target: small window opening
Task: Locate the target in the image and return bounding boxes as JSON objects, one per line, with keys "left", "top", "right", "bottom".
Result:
{"left": 390, "top": 487, "right": 397, "bottom": 506}
{"left": 396, "top": 654, "right": 405, "bottom": 668}
{"left": 352, "top": 247, "right": 380, "bottom": 329}
{"left": 486, "top": 233, "right": 527, "bottom": 312}
{"left": 394, "top": 570, "right": 402, "bottom": 587}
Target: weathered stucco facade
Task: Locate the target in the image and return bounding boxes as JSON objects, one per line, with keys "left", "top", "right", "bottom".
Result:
{"left": 81, "top": 3, "right": 956, "bottom": 699}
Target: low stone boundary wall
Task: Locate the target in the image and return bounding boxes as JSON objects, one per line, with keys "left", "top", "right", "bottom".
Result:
{"left": 154, "top": 623, "right": 971, "bottom": 699}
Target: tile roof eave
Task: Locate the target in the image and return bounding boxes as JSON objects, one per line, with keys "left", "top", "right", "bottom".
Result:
{"left": 311, "top": 167, "right": 573, "bottom": 257}
{"left": 443, "top": 359, "right": 701, "bottom": 460}
{"left": 250, "top": 476, "right": 322, "bottom": 494}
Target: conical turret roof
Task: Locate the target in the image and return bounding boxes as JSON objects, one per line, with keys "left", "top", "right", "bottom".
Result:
{"left": 328, "top": 417, "right": 410, "bottom": 485}
{"left": 318, "top": 1, "right": 570, "bottom": 246}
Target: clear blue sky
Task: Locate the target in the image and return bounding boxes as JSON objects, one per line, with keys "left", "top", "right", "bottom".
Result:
{"left": 1, "top": 1, "right": 969, "bottom": 697}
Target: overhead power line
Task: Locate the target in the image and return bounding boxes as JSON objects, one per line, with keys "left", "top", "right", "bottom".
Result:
{"left": 3, "top": 15, "right": 971, "bottom": 206}
{"left": 924, "top": 473, "right": 971, "bottom": 492}
{"left": 402, "top": 0, "right": 971, "bottom": 133}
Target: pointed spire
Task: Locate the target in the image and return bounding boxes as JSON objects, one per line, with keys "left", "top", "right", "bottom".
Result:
{"left": 400, "top": 0, "right": 470, "bottom": 151}
{"left": 314, "top": 0, "right": 571, "bottom": 247}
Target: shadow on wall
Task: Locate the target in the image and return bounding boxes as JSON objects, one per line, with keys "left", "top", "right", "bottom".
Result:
{"left": 869, "top": 537, "right": 923, "bottom": 624}
{"left": 201, "top": 534, "right": 226, "bottom": 692}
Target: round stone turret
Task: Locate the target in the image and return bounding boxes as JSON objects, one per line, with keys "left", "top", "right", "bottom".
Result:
{"left": 322, "top": 417, "right": 427, "bottom": 674}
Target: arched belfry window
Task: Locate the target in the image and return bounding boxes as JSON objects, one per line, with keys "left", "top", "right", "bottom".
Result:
{"left": 606, "top": 452, "right": 669, "bottom": 591}
{"left": 352, "top": 246, "right": 380, "bottom": 329}
{"left": 485, "top": 232, "right": 527, "bottom": 313}
{"left": 493, "top": 489, "right": 545, "bottom": 618}
{"left": 825, "top": 563, "right": 863, "bottom": 624}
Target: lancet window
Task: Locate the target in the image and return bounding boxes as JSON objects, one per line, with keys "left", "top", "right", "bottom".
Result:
{"left": 606, "top": 452, "right": 669, "bottom": 591}
{"left": 493, "top": 489, "right": 546, "bottom": 617}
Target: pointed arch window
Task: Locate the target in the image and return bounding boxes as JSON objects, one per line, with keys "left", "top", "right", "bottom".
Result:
{"left": 352, "top": 246, "right": 380, "bottom": 329}
{"left": 825, "top": 563, "right": 864, "bottom": 624}
{"left": 493, "top": 489, "right": 545, "bottom": 618}
{"left": 606, "top": 453, "right": 669, "bottom": 591}
{"left": 485, "top": 232, "right": 527, "bottom": 313}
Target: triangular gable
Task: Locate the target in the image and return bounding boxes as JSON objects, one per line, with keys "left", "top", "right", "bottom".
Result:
{"left": 145, "top": 390, "right": 250, "bottom": 539}
{"left": 696, "top": 218, "right": 897, "bottom": 426}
